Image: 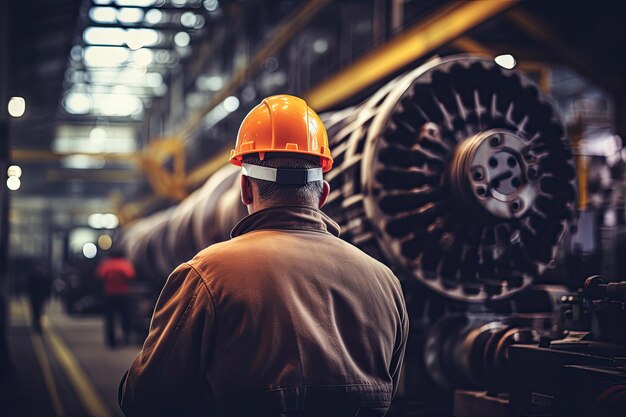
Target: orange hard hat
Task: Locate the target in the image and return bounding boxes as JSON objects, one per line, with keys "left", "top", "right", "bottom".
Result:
{"left": 229, "top": 95, "right": 333, "bottom": 172}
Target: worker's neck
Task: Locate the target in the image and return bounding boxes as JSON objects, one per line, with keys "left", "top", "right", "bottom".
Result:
{"left": 246, "top": 198, "right": 318, "bottom": 215}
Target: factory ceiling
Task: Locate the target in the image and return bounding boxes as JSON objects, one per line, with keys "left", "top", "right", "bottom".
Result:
{"left": 8, "top": 0, "right": 82, "bottom": 146}
{"left": 5, "top": 0, "right": 626, "bottom": 204}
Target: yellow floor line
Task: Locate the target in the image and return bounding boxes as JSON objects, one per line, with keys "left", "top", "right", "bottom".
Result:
{"left": 23, "top": 301, "right": 66, "bottom": 417}
{"left": 43, "top": 320, "right": 113, "bottom": 417}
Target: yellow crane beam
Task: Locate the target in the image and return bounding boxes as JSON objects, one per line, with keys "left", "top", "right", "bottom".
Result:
{"left": 11, "top": 149, "right": 138, "bottom": 164}
{"left": 304, "top": 0, "right": 520, "bottom": 111}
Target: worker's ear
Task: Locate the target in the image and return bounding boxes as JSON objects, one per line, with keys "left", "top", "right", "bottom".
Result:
{"left": 318, "top": 180, "right": 330, "bottom": 209}
{"left": 240, "top": 175, "right": 254, "bottom": 206}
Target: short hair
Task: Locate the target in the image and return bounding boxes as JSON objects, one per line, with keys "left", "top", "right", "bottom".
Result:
{"left": 242, "top": 154, "right": 323, "bottom": 205}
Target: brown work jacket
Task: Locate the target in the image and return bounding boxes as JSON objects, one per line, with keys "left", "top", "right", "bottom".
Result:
{"left": 119, "top": 205, "right": 408, "bottom": 417}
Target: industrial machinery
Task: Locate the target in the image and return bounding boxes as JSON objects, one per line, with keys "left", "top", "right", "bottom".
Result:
{"left": 505, "top": 276, "right": 626, "bottom": 417}
{"left": 122, "top": 55, "right": 625, "bottom": 416}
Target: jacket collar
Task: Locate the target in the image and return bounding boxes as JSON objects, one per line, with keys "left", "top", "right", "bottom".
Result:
{"left": 230, "top": 205, "right": 341, "bottom": 238}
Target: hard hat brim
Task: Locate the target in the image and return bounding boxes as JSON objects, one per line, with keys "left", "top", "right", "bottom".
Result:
{"left": 229, "top": 148, "right": 333, "bottom": 173}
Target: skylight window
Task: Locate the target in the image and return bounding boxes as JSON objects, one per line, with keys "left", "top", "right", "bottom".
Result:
{"left": 62, "top": 0, "right": 208, "bottom": 118}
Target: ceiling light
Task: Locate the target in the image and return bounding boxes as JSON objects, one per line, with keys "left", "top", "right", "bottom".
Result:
{"left": 186, "top": 92, "right": 205, "bottom": 109}
{"left": 8, "top": 97, "right": 26, "bottom": 117}
{"left": 202, "top": 96, "right": 240, "bottom": 130}
{"left": 266, "top": 71, "right": 287, "bottom": 86}
{"left": 180, "top": 12, "right": 198, "bottom": 28}
{"left": 203, "top": 0, "right": 219, "bottom": 12}
{"left": 193, "top": 15, "right": 206, "bottom": 29}
{"left": 82, "top": 242, "right": 97, "bottom": 259}
{"left": 118, "top": 8, "right": 144, "bottom": 24}
{"left": 7, "top": 165, "right": 22, "bottom": 178}
{"left": 111, "top": 85, "right": 133, "bottom": 95}
{"left": 98, "top": 235, "right": 113, "bottom": 250}
{"left": 83, "top": 27, "right": 127, "bottom": 46}
{"left": 126, "top": 29, "right": 160, "bottom": 50}
{"left": 313, "top": 39, "right": 329, "bottom": 54}
{"left": 89, "top": 68, "right": 148, "bottom": 85}
{"left": 90, "top": 126, "right": 108, "bottom": 140}
{"left": 91, "top": 94, "right": 143, "bottom": 117}
{"left": 6, "top": 176, "right": 20, "bottom": 191}
{"left": 144, "top": 9, "right": 163, "bottom": 24}
{"left": 84, "top": 46, "right": 130, "bottom": 67}
{"left": 63, "top": 93, "right": 91, "bottom": 114}
{"left": 62, "top": 155, "right": 106, "bottom": 169}
{"left": 53, "top": 129, "right": 137, "bottom": 154}
{"left": 133, "top": 48, "right": 154, "bottom": 66}
{"left": 116, "top": 0, "right": 156, "bottom": 6}
{"left": 88, "top": 213, "right": 103, "bottom": 228}
{"left": 494, "top": 54, "right": 516, "bottom": 70}
{"left": 67, "top": 69, "right": 86, "bottom": 83}
{"left": 154, "top": 84, "right": 167, "bottom": 96}
{"left": 70, "top": 45, "right": 83, "bottom": 61}
{"left": 146, "top": 72, "right": 164, "bottom": 87}
{"left": 223, "top": 96, "right": 239, "bottom": 112}
{"left": 101, "top": 213, "right": 120, "bottom": 229}
{"left": 197, "top": 75, "right": 223, "bottom": 91}
{"left": 241, "top": 84, "right": 256, "bottom": 102}
{"left": 89, "top": 7, "right": 117, "bottom": 23}
{"left": 155, "top": 49, "right": 174, "bottom": 64}
{"left": 174, "top": 31, "right": 190, "bottom": 47}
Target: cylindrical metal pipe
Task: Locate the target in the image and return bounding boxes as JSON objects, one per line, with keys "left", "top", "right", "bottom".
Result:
{"left": 123, "top": 165, "right": 245, "bottom": 280}
{"left": 123, "top": 55, "right": 577, "bottom": 303}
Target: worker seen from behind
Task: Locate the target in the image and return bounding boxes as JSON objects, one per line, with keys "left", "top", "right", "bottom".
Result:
{"left": 119, "top": 95, "right": 409, "bottom": 416}
{"left": 97, "top": 248, "right": 136, "bottom": 347}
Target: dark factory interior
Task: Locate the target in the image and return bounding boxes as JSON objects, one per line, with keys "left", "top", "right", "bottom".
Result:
{"left": 1, "top": 0, "right": 626, "bottom": 416}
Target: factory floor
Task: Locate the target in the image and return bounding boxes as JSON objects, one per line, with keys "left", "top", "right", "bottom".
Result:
{"left": 1, "top": 298, "right": 139, "bottom": 417}
{"left": 0, "top": 297, "right": 434, "bottom": 417}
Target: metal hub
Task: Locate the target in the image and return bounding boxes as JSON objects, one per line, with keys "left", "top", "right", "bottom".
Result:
{"left": 355, "top": 56, "right": 576, "bottom": 302}
{"left": 451, "top": 129, "right": 538, "bottom": 219}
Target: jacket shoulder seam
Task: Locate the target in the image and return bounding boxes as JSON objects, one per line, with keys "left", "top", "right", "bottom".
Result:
{"left": 184, "top": 262, "right": 218, "bottom": 315}
{"left": 153, "top": 266, "right": 204, "bottom": 381}
{"left": 173, "top": 272, "right": 203, "bottom": 332}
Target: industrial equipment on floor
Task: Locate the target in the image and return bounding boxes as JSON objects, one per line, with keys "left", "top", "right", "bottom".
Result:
{"left": 122, "top": 55, "right": 625, "bottom": 417}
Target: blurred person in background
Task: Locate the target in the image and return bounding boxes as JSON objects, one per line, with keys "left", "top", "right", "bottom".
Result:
{"left": 26, "top": 261, "right": 52, "bottom": 333}
{"left": 97, "top": 248, "right": 136, "bottom": 348}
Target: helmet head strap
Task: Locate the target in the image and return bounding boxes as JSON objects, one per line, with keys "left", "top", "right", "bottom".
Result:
{"left": 241, "top": 163, "right": 322, "bottom": 185}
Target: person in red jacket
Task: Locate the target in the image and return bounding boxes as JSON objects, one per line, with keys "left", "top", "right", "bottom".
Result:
{"left": 96, "top": 248, "right": 136, "bottom": 347}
